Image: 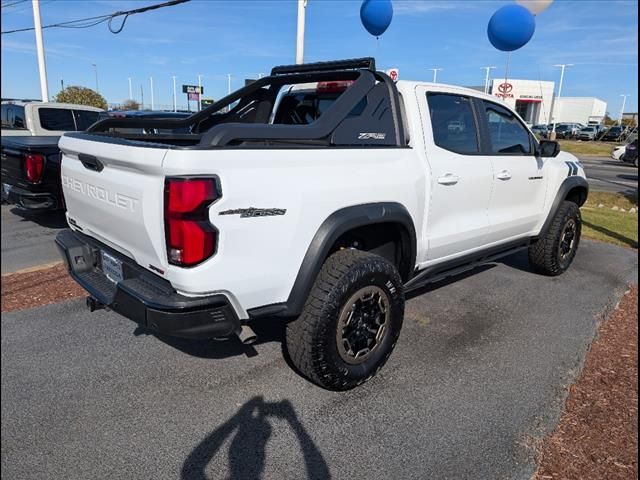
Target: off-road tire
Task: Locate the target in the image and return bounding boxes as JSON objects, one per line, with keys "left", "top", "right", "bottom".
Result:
{"left": 528, "top": 200, "right": 582, "bottom": 276}
{"left": 286, "top": 249, "right": 405, "bottom": 391}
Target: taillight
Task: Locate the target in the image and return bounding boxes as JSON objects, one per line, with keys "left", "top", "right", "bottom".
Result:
{"left": 164, "top": 177, "right": 219, "bottom": 267}
{"left": 25, "top": 153, "right": 44, "bottom": 183}
{"left": 316, "top": 80, "right": 354, "bottom": 93}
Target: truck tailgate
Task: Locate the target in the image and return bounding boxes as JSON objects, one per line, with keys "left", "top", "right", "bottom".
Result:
{"left": 59, "top": 134, "right": 169, "bottom": 273}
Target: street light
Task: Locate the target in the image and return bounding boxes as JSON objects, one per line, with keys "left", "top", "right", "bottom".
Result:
{"left": 429, "top": 68, "right": 443, "bottom": 83}
{"left": 172, "top": 76, "right": 177, "bottom": 112}
{"left": 481, "top": 66, "right": 497, "bottom": 94}
{"left": 91, "top": 63, "right": 99, "bottom": 93}
{"left": 150, "top": 76, "right": 154, "bottom": 111}
{"left": 619, "top": 94, "right": 630, "bottom": 125}
{"left": 128, "top": 77, "right": 133, "bottom": 100}
{"left": 227, "top": 74, "right": 232, "bottom": 95}
{"left": 197, "top": 74, "right": 203, "bottom": 112}
{"left": 549, "top": 63, "right": 573, "bottom": 137}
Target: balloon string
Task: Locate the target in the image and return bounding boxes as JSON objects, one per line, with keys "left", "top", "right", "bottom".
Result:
{"left": 504, "top": 51, "right": 511, "bottom": 87}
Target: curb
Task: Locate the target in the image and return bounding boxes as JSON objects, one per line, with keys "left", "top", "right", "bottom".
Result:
{"left": 1, "top": 261, "right": 64, "bottom": 278}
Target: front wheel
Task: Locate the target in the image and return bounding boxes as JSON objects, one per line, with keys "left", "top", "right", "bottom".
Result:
{"left": 285, "top": 249, "right": 405, "bottom": 391}
{"left": 528, "top": 201, "right": 582, "bottom": 276}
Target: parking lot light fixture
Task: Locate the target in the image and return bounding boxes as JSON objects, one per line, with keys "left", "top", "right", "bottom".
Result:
{"left": 429, "top": 68, "right": 443, "bottom": 83}
{"left": 481, "top": 66, "right": 497, "bottom": 94}
{"left": 549, "top": 63, "right": 573, "bottom": 137}
{"left": 619, "top": 94, "right": 630, "bottom": 125}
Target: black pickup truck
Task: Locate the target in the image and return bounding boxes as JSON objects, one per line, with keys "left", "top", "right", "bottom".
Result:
{"left": 1, "top": 136, "right": 64, "bottom": 210}
{"left": 1, "top": 109, "right": 190, "bottom": 211}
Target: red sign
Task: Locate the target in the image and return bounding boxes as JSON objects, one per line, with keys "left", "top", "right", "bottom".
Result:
{"left": 386, "top": 68, "right": 399, "bottom": 82}
{"left": 188, "top": 92, "right": 200, "bottom": 101}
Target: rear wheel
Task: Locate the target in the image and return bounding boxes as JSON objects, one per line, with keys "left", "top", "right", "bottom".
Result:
{"left": 286, "top": 249, "right": 404, "bottom": 391}
{"left": 528, "top": 201, "right": 582, "bottom": 276}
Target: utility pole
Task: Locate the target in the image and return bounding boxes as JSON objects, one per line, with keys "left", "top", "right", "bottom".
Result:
{"left": 619, "top": 94, "right": 630, "bottom": 125}
{"left": 295, "top": 0, "right": 307, "bottom": 64}
{"left": 227, "top": 74, "right": 232, "bottom": 95}
{"left": 197, "top": 74, "right": 202, "bottom": 112}
{"left": 481, "top": 66, "right": 497, "bottom": 94}
{"left": 549, "top": 64, "right": 573, "bottom": 138}
{"left": 60, "top": 77, "right": 64, "bottom": 93}
{"left": 92, "top": 63, "right": 99, "bottom": 93}
{"left": 172, "top": 76, "right": 177, "bottom": 112}
{"left": 140, "top": 84, "right": 144, "bottom": 110}
{"left": 150, "top": 77, "right": 154, "bottom": 110}
{"left": 128, "top": 77, "right": 133, "bottom": 100}
{"left": 32, "top": 0, "right": 49, "bottom": 102}
{"left": 429, "top": 68, "right": 443, "bottom": 83}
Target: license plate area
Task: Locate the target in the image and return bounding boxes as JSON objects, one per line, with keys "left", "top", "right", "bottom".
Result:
{"left": 101, "top": 250, "right": 123, "bottom": 284}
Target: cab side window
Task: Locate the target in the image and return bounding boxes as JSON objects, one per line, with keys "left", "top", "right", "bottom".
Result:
{"left": 427, "top": 93, "right": 479, "bottom": 154}
{"left": 483, "top": 101, "right": 532, "bottom": 155}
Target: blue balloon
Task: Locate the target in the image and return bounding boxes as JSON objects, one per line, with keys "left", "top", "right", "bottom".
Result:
{"left": 487, "top": 4, "right": 536, "bottom": 52}
{"left": 360, "top": 0, "right": 393, "bottom": 37}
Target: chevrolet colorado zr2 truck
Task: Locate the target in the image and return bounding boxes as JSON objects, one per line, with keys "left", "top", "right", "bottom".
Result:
{"left": 55, "top": 58, "right": 588, "bottom": 390}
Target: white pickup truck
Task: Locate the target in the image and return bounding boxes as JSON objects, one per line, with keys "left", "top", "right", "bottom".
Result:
{"left": 56, "top": 58, "right": 588, "bottom": 390}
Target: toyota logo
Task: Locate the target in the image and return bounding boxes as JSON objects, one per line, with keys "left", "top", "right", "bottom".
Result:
{"left": 498, "top": 83, "right": 513, "bottom": 94}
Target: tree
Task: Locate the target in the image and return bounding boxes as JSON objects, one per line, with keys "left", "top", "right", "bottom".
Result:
{"left": 121, "top": 99, "right": 140, "bottom": 111}
{"left": 53, "top": 86, "right": 107, "bottom": 110}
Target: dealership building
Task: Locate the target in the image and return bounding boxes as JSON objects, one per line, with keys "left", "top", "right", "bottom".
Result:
{"left": 484, "top": 79, "right": 607, "bottom": 126}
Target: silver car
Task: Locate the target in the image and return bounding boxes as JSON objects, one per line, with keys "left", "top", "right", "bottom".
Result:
{"left": 577, "top": 126, "right": 597, "bottom": 141}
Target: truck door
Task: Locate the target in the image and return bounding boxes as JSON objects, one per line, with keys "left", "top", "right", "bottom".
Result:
{"left": 478, "top": 100, "right": 548, "bottom": 241}
{"left": 417, "top": 88, "right": 494, "bottom": 261}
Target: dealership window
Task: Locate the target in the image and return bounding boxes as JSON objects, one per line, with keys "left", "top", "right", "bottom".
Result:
{"left": 427, "top": 93, "right": 479, "bottom": 154}
{"left": 483, "top": 101, "right": 532, "bottom": 155}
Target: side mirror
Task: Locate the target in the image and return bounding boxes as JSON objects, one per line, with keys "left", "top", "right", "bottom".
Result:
{"left": 538, "top": 139, "right": 560, "bottom": 158}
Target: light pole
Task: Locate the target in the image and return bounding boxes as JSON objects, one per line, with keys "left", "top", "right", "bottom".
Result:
{"left": 549, "top": 63, "right": 573, "bottom": 138}
{"left": 172, "top": 76, "right": 177, "bottom": 112}
{"left": 91, "top": 63, "right": 99, "bottom": 93}
{"left": 227, "top": 74, "right": 232, "bottom": 95}
{"left": 128, "top": 77, "right": 133, "bottom": 100}
{"left": 619, "top": 94, "right": 630, "bottom": 125}
{"left": 429, "top": 68, "right": 443, "bottom": 83}
{"left": 481, "top": 66, "right": 497, "bottom": 94}
{"left": 295, "top": 0, "right": 307, "bottom": 64}
{"left": 150, "top": 77, "right": 154, "bottom": 111}
{"left": 197, "top": 74, "right": 203, "bottom": 112}
{"left": 32, "top": 0, "right": 49, "bottom": 102}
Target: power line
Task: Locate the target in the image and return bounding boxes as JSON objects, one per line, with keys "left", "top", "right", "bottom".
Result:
{"left": 1, "top": 0, "right": 190, "bottom": 35}
{"left": 1, "top": 0, "right": 28, "bottom": 8}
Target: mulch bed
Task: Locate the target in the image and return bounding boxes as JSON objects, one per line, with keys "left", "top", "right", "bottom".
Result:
{"left": 1, "top": 264, "right": 85, "bottom": 313}
{"left": 534, "top": 285, "right": 638, "bottom": 480}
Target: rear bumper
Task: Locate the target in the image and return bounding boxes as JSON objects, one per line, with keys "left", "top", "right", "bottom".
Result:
{"left": 1, "top": 183, "right": 58, "bottom": 210}
{"left": 55, "top": 229, "right": 241, "bottom": 339}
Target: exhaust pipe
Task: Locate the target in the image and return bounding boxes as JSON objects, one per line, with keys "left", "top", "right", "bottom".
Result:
{"left": 86, "top": 296, "right": 105, "bottom": 312}
{"left": 237, "top": 324, "right": 257, "bottom": 345}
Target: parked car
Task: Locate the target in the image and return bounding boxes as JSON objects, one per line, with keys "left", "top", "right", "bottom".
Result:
{"left": 621, "top": 138, "right": 638, "bottom": 167}
{"left": 554, "top": 123, "right": 576, "bottom": 139}
{"left": 55, "top": 57, "right": 588, "bottom": 390}
{"left": 576, "top": 126, "right": 597, "bottom": 141}
{"left": 611, "top": 144, "right": 627, "bottom": 160}
{"left": 601, "top": 125, "right": 625, "bottom": 142}
{"left": 531, "top": 124, "right": 549, "bottom": 138}
{"left": 1, "top": 102, "right": 103, "bottom": 210}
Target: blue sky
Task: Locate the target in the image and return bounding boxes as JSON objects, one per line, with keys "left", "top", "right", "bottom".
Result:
{"left": 1, "top": 0, "right": 638, "bottom": 114}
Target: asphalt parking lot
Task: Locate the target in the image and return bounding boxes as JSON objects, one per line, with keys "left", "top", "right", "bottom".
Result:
{"left": 579, "top": 155, "right": 638, "bottom": 194}
{"left": 2, "top": 241, "right": 637, "bottom": 480}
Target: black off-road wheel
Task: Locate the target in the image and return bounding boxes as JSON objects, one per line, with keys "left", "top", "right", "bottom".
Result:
{"left": 286, "top": 249, "right": 405, "bottom": 391}
{"left": 528, "top": 200, "right": 582, "bottom": 276}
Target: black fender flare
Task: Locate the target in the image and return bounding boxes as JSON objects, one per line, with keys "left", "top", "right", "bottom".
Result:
{"left": 248, "top": 202, "right": 416, "bottom": 319}
{"left": 537, "top": 176, "right": 589, "bottom": 238}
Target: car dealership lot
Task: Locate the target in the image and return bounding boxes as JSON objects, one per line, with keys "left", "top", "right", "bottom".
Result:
{"left": 2, "top": 241, "right": 637, "bottom": 480}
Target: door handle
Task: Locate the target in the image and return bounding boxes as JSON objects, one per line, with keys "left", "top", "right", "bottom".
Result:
{"left": 496, "top": 170, "right": 512, "bottom": 181}
{"left": 437, "top": 173, "right": 459, "bottom": 186}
